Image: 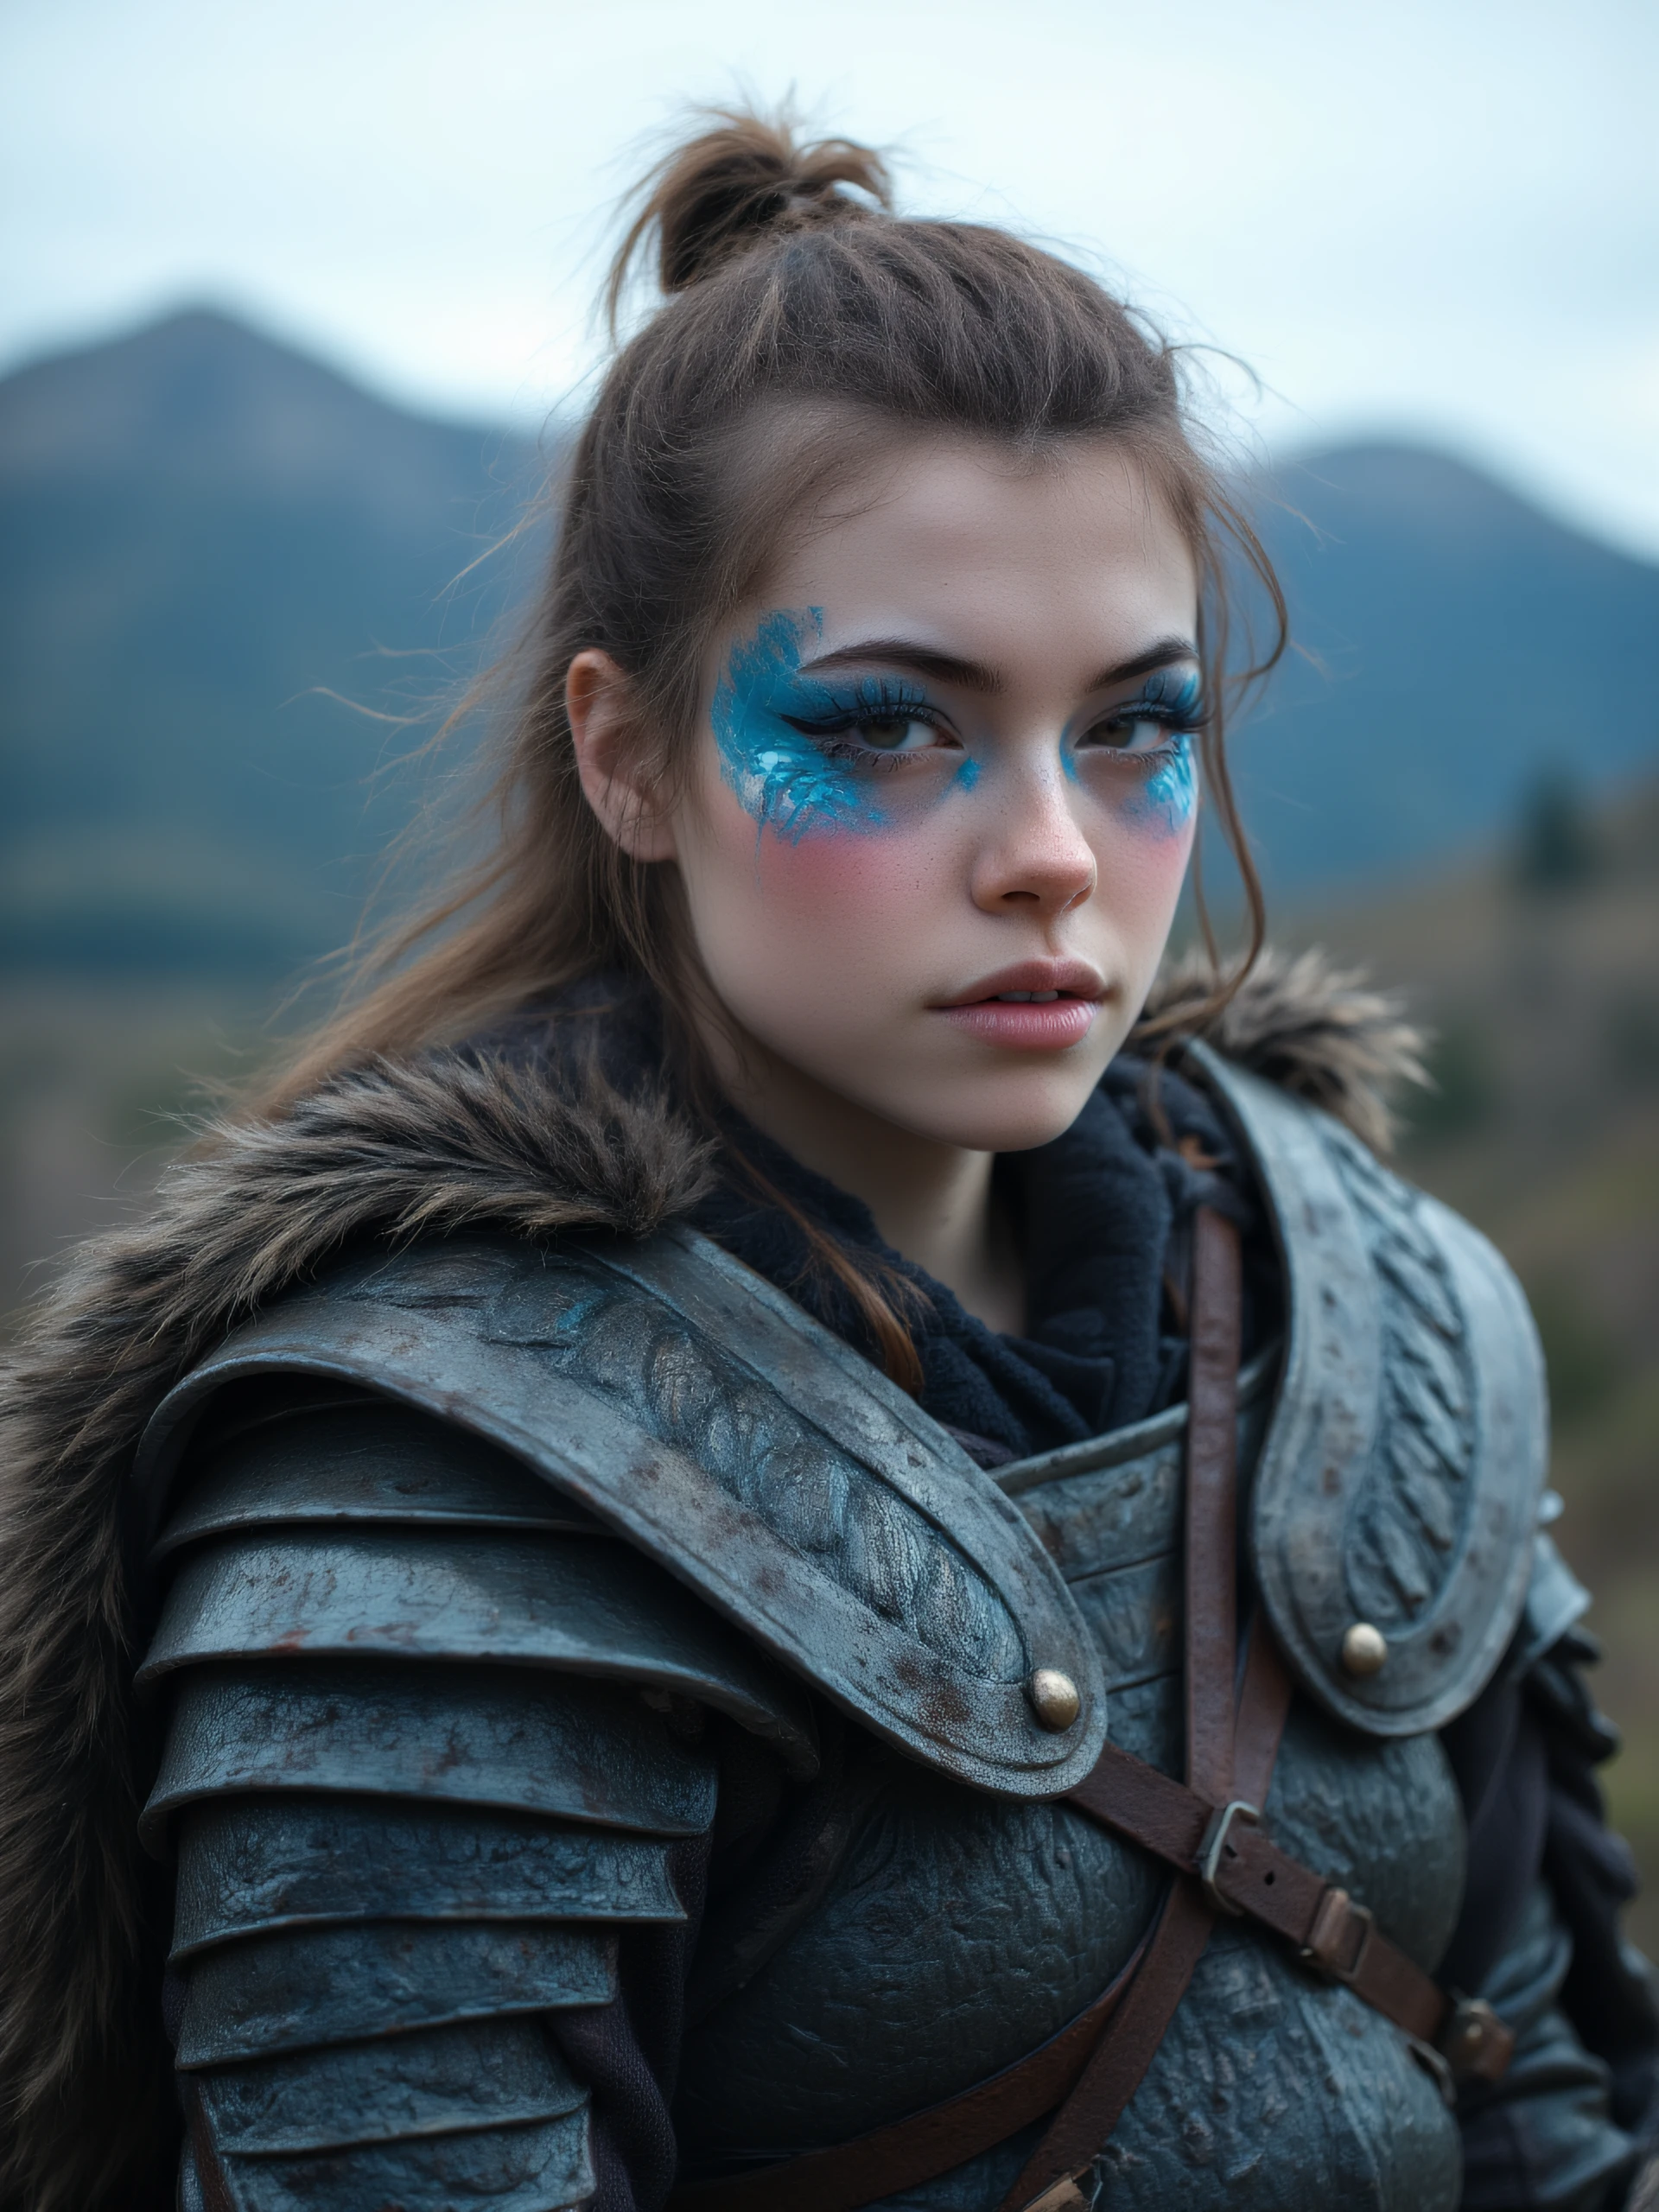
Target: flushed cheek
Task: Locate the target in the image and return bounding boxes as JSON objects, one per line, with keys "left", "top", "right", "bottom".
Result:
{"left": 1071, "top": 737, "right": 1198, "bottom": 843}
{"left": 698, "top": 787, "right": 954, "bottom": 986}
{"left": 743, "top": 804, "right": 950, "bottom": 944}
{"left": 1095, "top": 806, "right": 1196, "bottom": 918}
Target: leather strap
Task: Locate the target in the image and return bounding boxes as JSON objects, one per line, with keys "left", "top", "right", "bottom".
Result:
{"left": 995, "top": 1207, "right": 1252, "bottom": 2212}
{"left": 1067, "top": 1733, "right": 1446, "bottom": 2043}
{"left": 1184, "top": 1205, "right": 1243, "bottom": 1808}
{"left": 1001, "top": 1882, "right": 1214, "bottom": 2212}
{"left": 668, "top": 1940, "right": 1147, "bottom": 2212}
{"left": 669, "top": 1208, "right": 1511, "bottom": 2212}
{"left": 999, "top": 1621, "right": 1293, "bottom": 2212}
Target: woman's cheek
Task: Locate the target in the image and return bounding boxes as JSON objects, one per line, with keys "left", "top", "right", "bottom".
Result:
{"left": 692, "top": 766, "right": 1194, "bottom": 978}
{"left": 1116, "top": 810, "right": 1196, "bottom": 893}
{"left": 761, "top": 818, "right": 938, "bottom": 921}
{"left": 1092, "top": 794, "right": 1197, "bottom": 918}
{"left": 707, "top": 776, "right": 946, "bottom": 924}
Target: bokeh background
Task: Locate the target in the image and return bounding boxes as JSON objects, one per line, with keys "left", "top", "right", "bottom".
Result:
{"left": 3, "top": 0, "right": 1657, "bottom": 1929}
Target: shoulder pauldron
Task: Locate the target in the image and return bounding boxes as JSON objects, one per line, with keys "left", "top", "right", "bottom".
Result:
{"left": 1195, "top": 1043, "right": 1548, "bottom": 1736}
{"left": 137, "top": 1229, "right": 1105, "bottom": 1796}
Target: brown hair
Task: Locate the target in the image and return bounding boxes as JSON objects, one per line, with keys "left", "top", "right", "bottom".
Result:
{"left": 267, "top": 107, "right": 1287, "bottom": 1383}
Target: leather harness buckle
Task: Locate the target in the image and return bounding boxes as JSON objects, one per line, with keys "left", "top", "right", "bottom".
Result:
{"left": 1300, "top": 1886, "right": 1376, "bottom": 1985}
{"left": 1196, "top": 1799, "right": 1262, "bottom": 1916}
{"left": 1437, "top": 1995, "right": 1516, "bottom": 2084}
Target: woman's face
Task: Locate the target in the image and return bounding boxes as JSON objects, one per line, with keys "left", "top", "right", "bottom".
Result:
{"left": 664, "top": 436, "right": 1201, "bottom": 1154}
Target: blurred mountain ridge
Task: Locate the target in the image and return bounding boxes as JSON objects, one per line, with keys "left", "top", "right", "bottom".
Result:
{"left": 3, "top": 305, "right": 1657, "bottom": 974}
{"left": 0, "top": 305, "right": 526, "bottom": 512}
{"left": 1243, "top": 438, "right": 1659, "bottom": 885}
{"left": 0, "top": 308, "right": 544, "bottom": 972}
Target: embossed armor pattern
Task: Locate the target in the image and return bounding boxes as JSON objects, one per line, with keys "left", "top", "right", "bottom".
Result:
{"left": 670, "top": 1377, "right": 1465, "bottom": 2211}
{"left": 1195, "top": 1046, "right": 1549, "bottom": 1735}
{"left": 135, "top": 1067, "right": 1560, "bottom": 2211}
{"left": 137, "top": 1230, "right": 1106, "bottom": 1796}
{"left": 143, "top": 1395, "right": 734, "bottom": 2209}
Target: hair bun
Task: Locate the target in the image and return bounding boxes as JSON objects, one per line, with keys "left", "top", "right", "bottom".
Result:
{"left": 610, "top": 108, "right": 891, "bottom": 312}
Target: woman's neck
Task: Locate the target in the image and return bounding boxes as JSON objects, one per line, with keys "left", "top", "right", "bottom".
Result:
{"left": 707, "top": 1026, "right": 1026, "bottom": 1335}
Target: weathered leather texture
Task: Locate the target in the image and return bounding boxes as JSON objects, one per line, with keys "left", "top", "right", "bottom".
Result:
{"left": 136, "top": 1228, "right": 1106, "bottom": 1797}
{"left": 141, "top": 1397, "right": 721, "bottom": 2209}
{"left": 151, "top": 1373, "right": 1469, "bottom": 2212}
{"left": 671, "top": 1379, "right": 1467, "bottom": 2212}
{"left": 1194, "top": 1045, "right": 1549, "bottom": 1737}
{"left": 134, "top": 1069, "right": 1556, "bottom": 2210}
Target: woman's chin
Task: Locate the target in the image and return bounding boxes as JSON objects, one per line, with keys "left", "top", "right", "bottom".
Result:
{"left": 855, "top": 1067, "right": 1112, "bottom": 1156}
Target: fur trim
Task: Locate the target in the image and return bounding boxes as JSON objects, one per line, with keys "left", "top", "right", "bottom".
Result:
{"left": 0, "top": 955, "right": 1415, "bottom": 2205}
{"left": 1140, "top": 946, "right": 1429, "bottom": 1157}
{"left": 0, "top": 1054, "right": 712, "bottom": 2210}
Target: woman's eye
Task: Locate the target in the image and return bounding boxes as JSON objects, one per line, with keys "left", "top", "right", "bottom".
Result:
{"left": 1086, "top": 712, "right": 1176, "bottom": 753}
{"left": 785, "top": 707, "right": 943, "bottom": 757}
{"left": 852, "top": 714, "right": 930, "bottom": 752}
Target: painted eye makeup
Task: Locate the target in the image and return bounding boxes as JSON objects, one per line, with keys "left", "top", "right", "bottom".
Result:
{"left": 1076, "top": 664, "right": 1209, "bottom": 757}
{"left": 781, "top": 679, "right": 956, "bottom": 768}
{"left": 714, "top": 609, "right": 1202, "bottom": 845}
{"left": 1065, "top": 664, "right": 1203, "bottom": 836}
{"left": 713, "top": 608, "right": 949, "bottom": 842}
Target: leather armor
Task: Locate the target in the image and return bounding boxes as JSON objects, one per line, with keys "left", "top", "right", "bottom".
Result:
{"left": 135, "top": 1057, "right": 1605, "bottom": 2209}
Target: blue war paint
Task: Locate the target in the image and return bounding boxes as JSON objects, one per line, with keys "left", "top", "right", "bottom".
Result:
{"left": 1128, "top": 666, "right": 1202, "bottom": 834}
{"left": 712, "top": 607, "right": 893, "bottom": 843}
{"left": 1063, "top": 664, "right": 1201, "bottom": 836}
{"left": 713, "top": 607, "right": 1199, "bottom": 842}
{"left": 1134, "top": 730, "right": 1198, "bottom": 835}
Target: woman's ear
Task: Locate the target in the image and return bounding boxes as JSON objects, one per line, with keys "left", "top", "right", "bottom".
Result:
{"left": 566, "top": 649, "right": 679, "bottom": 861}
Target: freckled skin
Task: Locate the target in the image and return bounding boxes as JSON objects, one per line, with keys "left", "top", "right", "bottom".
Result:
{"left": 672, "top": 438, "right": 1201, "bottom": 1159}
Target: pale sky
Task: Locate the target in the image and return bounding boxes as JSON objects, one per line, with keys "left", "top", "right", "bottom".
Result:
{"left": 4, "top": 0, "right": 1657, "bottom": 553}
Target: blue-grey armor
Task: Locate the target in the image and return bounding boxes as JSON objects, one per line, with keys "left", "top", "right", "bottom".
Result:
{"left": 131, "top": 1055, "right": 1629, "bottom": 2209}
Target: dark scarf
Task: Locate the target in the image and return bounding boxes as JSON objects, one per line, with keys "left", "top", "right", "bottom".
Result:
{"left": 693, "top": 1058, "right": 1251, "bottom": 1467}
{"left": 489, "top": 974, "right": 1257, "bottom": 1468}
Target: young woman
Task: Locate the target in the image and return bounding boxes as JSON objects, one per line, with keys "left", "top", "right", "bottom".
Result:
{"left": 1, "top": 112, "right": 1654, "bottom": 2212}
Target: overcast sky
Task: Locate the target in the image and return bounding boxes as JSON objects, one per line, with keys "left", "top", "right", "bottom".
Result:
{"left": 3, "top": 0, "right": 1656, "bottom": 553}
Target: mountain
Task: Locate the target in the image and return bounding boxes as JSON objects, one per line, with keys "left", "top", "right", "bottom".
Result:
{"left": 3, "top": 308, "right": 1657, "bottom": 972}
{"left": 0, "top": 308, "right": 538, "bottom": 971}
{"left": 1238, "top": 445, "right": 1659, "bottom": 890}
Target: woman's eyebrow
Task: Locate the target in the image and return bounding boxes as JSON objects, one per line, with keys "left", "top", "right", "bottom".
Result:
{"left": 1081, "top": 637, "right": 1200, "bottom": 691}
{"left": 797, "top": 634, "right": 1199, "bottom": 694}
{"left": 798, "top": 640, "right": 1002, "bottom": 691}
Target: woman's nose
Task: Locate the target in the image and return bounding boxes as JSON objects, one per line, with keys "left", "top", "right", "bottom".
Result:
{"left": 968, "top": 763, "right": 1097, "bottom": 918}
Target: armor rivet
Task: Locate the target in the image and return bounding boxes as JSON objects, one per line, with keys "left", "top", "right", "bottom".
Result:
{"left": 1027, "top": 1668, "right": 1081, "bottom": 1731}
{"left": 1341, "top": 1623, "right": 1389, "bottom": 1676}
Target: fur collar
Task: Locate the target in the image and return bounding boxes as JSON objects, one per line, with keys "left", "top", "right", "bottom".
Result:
{"left": 0, "top": 950, "right": 1420, "bottom": 2209}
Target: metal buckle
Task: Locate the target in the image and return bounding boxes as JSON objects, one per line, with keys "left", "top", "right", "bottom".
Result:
{"left": 1437, "top": 1995, "right": 1515, "bottom": 2085}
{"left": 1196, "top": 1799, "right": 1262, "bottom": 1915}
{"left": 1408, "top": 2036, "right": 1458, "bottom": 2108}
{"left": 1016, "top": 2179, "right": 1091, "bottom": 2212}
{"left": 1300, "top": 1886, "right": 1376, "bottom": 1985}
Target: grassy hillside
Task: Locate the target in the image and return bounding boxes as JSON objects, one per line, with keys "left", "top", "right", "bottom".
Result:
{"left": 1291, "top": 772, "right": 1659, "bottom": 1947}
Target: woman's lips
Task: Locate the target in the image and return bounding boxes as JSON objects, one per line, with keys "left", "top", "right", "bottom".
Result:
{"left": 933, "top": 959, "right": 1106, "bottom": 1051}
{"left": 936, "top": 996, "right": 1098, "bottom": 1050}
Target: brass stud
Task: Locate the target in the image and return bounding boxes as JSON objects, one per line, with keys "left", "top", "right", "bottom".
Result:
{"left": 1027, "top": 1668, "right": 1081, "bottom": 1732}
{"left": 1341, "top": 1622, "right": 1389, "bottom": 1677}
